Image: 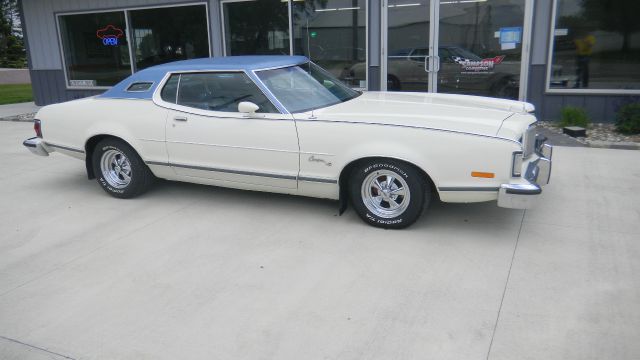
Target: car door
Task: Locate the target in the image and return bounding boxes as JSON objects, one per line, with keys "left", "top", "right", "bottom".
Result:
{"left": 160, "top": 71, "right": 299, "bottom": 189}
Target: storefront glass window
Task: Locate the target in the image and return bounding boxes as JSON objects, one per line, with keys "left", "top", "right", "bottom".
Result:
{"left": 549, "top": 0, "right": 640, "bottom": 90}
{"left": 222, "top": 0, "right": 290, "bottom": 55}
{"left": 292, "top": 0, "right": 367, "bottom": 88}
{"left": 58, "top": 11, "right": 131, "bottom": 87}
{"left": 129, "top": 5, "right": 209, "bottom": 70}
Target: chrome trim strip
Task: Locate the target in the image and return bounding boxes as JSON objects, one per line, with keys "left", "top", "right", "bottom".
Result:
{"left": 45, "top": 142, "right": 84, "bottom": 153}
{"left": 298, "top": 176, "right": 338, "bottom": 184}
{"left": 145, "top": 161, "right": 296, "bottom": 180}
{"left": 167, "top": 141, "right": 298, "bottom": 153}
{"left": 296, "top": 118, "right": 522, "bottom": 145}
{"left": 438, "top": 187, "right": 500, "bottom": 192}
{"left": 146, "top": 161, "right": 337, "bottom": 184}
{"left": 504, "top": 184, "right": 541, "bottom": 195}
{"left": 96, "top": 97, "right": 151, "bottom": 101}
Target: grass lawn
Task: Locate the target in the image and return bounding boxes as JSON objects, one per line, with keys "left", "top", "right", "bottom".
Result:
{"left": 0, "top": 84, "right": 34, "bottom": 105}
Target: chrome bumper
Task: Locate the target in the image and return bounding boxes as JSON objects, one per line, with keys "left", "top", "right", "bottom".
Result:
{"left": 23, "top": 137, "right": 51, "bottom": 156}
{"left": 498, "top": 137, "right": 552, "bottom": 209}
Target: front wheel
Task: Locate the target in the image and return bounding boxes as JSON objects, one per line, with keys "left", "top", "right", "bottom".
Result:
{"left": 349, "top": 159, "right": 429, "bottom": 229}
{"left": 92, "top": 138, "right": 154, "bottom": 199}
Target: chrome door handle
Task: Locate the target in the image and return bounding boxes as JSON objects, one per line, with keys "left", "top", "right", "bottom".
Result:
{"left": 173, "top": 116, "right": 188, "bottom": 122}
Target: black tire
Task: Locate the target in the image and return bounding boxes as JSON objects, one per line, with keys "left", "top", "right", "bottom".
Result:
{"left": 92, "top": 138, "right": 154, "bottom": 199}
{"left": 349, "top": 159, "right": 429, "bottom": 229}
{"left": 387, "top": 75, "right": 401, "bottom": 91}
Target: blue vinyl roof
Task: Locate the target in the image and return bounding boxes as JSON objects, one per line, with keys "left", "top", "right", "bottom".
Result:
{"left": 99, "top": 56, "right": 309, "bottom": 100}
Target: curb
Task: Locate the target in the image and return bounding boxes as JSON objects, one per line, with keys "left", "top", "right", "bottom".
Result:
{"left": 0, "top": 114, "right": 35, "bottom": 122}
{"left": 586, "top": 141, "right": 640, "bottom": 150}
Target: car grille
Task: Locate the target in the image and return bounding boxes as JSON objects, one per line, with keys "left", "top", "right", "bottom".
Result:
{"left": 522, "top": 126, "right": 536, "bottom": 158}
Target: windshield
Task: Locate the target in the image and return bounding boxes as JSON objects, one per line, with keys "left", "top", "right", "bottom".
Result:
{"left": 256, "top": 62, "right": 360, "bottom": 113}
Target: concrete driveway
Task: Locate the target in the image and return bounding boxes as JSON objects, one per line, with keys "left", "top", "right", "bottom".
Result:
{"left": 1, "top": 121, "right": 639, "bottom": 360}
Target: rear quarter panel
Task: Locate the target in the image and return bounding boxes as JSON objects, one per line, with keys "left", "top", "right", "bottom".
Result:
{"left": 38, "top": 98, "right": 169, "bottom": 164}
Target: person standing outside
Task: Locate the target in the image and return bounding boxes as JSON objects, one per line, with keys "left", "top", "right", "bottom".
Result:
{"left": 574, "top": 31, "right": 596, "bottom": 88}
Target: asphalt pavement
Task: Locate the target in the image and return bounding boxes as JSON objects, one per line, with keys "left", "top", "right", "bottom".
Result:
{"left": 1, "top": 121, "right": 639, "bottom": 360}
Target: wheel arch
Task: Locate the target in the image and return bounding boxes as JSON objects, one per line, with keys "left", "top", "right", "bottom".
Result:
{"left": 337, "top": 156, "right": 439, "bottom": 214}
{"left": 84, "top": 134, "right": 139, "bottom": 179}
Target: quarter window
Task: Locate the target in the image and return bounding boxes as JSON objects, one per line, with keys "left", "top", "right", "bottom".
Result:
{"left": 160, "top": 75, "right": 179, "bottom": 103}
{"left": 175, "top": 72, "right": 279, "bottom": 113}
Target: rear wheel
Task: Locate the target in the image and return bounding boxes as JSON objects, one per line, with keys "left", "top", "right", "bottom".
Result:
{"left": 92, "top": 138, "right": 154, "bottom": 198}
{"left": 349, "top": 159, "right": 429, "bottom": 229}
{"left": 387, "top": 75, "right": 401, "bottom": 91}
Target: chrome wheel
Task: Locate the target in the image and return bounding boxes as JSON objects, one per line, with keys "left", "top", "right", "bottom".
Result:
{"left": 100, "top": 149, "right": 132, "bottom": 189}
{"left": 361, "top": 169, "right": 411, "bottom": 218}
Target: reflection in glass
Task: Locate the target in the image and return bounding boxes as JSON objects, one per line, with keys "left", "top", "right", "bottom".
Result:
{"left": 59, "top": 12, "right": 131, "bottom": 87}
{"left": 549, "top": 0, "right": 640, "bottom": 90}
{"left": 256, "top": 62, "right": 360, "bottom": 113}
{"left": 438, "top": 0, "right": 525, "bottom": 99}
{"left": 129, "top": 5, "right": 209, "bottom": 70}
{"left": 223, "top": 0, "right": 290, "bottom": 55}
{"left": 292, "top": 0, "right": 367, "bottom": 88}
{"left": 385, "top": 0, "right": 431, "bottom": 91}
{"left": 177, "top": 72, "right": 278, "bottom": 113}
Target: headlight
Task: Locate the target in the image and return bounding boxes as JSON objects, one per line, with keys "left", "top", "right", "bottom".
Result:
{"left": 512, "top": 151, "right": 523, "bottom": 177}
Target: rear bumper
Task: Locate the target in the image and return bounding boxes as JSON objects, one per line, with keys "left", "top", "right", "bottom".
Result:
{"left": 498, "top": 139, "right": 552, "bottom": 209}
{"left": 23, "top": 137, "right": 51, "bottom": 156}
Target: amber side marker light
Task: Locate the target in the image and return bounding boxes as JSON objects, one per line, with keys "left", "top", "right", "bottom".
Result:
{"left": 471, "top": 171, "right": 495, "bottom": 178}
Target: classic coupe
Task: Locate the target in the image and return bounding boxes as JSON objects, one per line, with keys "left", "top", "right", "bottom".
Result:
{"left": 23, "top": 56, "right": 552, "bottom": 229}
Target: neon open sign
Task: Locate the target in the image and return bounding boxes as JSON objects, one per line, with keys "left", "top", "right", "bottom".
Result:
{"left": 96, "top": 24, "right": 124, "bottom": 46}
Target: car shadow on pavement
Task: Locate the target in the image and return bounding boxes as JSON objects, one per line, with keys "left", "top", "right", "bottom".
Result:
{"left": 43, "top": 171, "right": 525, "bottom": 239}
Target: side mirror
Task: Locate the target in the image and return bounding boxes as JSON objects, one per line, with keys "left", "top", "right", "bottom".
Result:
{"left": 238, "top": 101, "right": 259, "bottom": 115}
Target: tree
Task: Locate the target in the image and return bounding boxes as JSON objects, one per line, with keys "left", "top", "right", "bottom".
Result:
{"left": 581, "top": 0, "right": 640, "bottom": 52}
{"left": 0, "top": 0, "right": 26, "bottom": 68}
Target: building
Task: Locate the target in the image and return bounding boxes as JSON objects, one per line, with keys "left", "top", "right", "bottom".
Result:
{"left": 18, "top": 0, "right": 640, "bottom": 122}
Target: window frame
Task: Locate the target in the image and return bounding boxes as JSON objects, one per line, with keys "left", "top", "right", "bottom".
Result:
{"left": 55, "top": 2, "right": 212, "bottom": 90}
{"left": 545, "top": 0, "right": 640, "bottom": 95}
{"left": 152, "top": 69, "right": 286, "bottom": 116}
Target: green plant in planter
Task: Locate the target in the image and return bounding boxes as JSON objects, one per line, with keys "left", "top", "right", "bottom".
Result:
{"left": 615, "top": 103, "right": 640, "bottom": 135}
{"left": 559, "top": 106, "right": 590, "bottom": 128}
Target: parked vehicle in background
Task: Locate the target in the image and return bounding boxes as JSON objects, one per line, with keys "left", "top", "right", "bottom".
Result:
{"left": 349, "top": 46, "right": 521, "bottom": 99}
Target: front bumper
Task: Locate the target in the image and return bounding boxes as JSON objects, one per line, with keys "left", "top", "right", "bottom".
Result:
{"left": 23, "top": 137, "right": 51, "bottom": 156}
{"left": 498, "top": 137, "right": 552, "bottom": 209}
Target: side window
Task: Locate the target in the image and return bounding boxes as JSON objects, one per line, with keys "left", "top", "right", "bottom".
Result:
{"left": 161, "top": 75, "right": 179, "bottom": 103}
{"left": 176, "top": 72, "right": 279, "bottom": 113}
{"left": 409, "top": 48, "right": 427, "bottom": 62}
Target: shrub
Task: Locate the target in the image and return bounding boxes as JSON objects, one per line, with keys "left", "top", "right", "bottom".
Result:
{"left": 615, "top": 103, "right": 640, "bottom": 135}
{"left": 559, "top": 106, "right": 590, "bottom": 128}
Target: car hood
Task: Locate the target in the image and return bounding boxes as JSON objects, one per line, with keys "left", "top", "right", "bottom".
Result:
{"left": 301, "top": 91, "right": 535, "bottom": 138}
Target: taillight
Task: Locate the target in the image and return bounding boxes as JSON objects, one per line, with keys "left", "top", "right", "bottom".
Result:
{"left": 34, "top": 119, "right": 42, "bottom": 138}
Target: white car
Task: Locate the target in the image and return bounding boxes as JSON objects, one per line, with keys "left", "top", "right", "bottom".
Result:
{"left": 23, "top": 56, "right": 552, "bottom": 229}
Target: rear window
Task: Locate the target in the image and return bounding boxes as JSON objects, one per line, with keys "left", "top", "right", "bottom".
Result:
{"left": 126, "top": 82, "right": 153, "bottom": 92}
